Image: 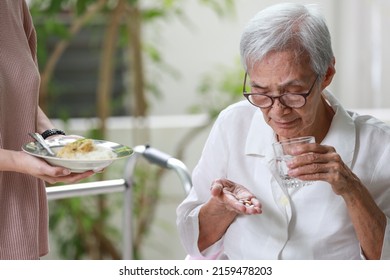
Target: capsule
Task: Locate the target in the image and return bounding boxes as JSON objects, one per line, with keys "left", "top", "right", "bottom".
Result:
{"left": 243, "top": 200, "right": 252, "bottom": 206}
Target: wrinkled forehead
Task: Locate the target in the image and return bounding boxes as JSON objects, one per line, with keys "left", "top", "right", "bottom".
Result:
{"left": 248, "top": 50, "right": 312, "bottom": 75}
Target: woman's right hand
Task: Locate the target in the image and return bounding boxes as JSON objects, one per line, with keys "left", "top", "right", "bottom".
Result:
{"left": 197, "top": 179, "right": 261, "bottom": 251}
{"left": 16, "top": 151, "right": 95, "bottom": 184}
{"left": 209, "top": 178, "right": 262, "bottom": 215}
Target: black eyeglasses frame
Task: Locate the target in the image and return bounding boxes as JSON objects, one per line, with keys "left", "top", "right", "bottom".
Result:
{"left": 242, "top": 73, "right": 319, "bottom": 109}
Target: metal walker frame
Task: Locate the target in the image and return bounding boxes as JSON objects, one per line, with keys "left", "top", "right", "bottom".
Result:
{"left": 46, "top": 145, "right": 192, "bottom": 259}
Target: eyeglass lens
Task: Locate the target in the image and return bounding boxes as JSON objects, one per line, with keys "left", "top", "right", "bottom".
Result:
{"left": 243, "top": 73, "right": 318, "bottom": 109}
{"left": 247, "top": 94, "right": 306, "bottom": 108}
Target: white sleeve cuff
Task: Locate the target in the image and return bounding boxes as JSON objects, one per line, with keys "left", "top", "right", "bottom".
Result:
{"left": 180, "top": 205, "right": 225, "bottom": 259}
{"left": 380, "top": 216, "right": 390, "bottom": 259}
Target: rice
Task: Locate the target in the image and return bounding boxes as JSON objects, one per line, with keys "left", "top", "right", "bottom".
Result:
{"left": 65, "top": 145, "right": 117, "bottom": 160}
{"left": 56, "top": 139, "right": 117, "bottom": 160}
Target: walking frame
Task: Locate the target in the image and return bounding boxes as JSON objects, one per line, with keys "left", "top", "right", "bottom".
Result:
{"left": 45, "top": 144, "right": 192, "bottom": 259}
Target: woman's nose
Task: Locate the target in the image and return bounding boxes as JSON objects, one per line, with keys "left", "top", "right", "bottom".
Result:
{"left": 269, "top": 98, "right": 292, "bottom": 116}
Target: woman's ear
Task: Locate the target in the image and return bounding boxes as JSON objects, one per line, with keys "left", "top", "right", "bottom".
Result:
{"left": 321, "top": 57, "right": 336, "bottom": 88}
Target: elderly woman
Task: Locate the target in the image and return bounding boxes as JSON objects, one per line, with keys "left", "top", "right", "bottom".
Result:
{"left": 177, "top": 3, "right": 390, "bottom": 260}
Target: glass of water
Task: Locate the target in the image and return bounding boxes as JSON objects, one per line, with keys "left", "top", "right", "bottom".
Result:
{"left": 272, "top": 136, "right": 315, "bottom": 188}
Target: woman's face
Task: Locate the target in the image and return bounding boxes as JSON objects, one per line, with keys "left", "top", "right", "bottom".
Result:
{"left": 248, "top": 51, "right": 329, "bottom": 141}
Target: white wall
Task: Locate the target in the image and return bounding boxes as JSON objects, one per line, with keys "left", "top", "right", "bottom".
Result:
{"left": 145, "top": 0, "right": 390, "bottom": 116}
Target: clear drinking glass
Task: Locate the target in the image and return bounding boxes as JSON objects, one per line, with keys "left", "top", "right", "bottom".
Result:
{"left": 272, "top": 136, "right": 315, "bottom": 188}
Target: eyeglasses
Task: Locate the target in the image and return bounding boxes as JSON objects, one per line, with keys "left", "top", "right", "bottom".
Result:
{"left": 243, "top": 73, "right": 319, "bottom": 109}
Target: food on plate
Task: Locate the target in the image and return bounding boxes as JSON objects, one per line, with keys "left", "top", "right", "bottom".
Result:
{"left": 56, "top": 139, "right": 116, "bottom": 160}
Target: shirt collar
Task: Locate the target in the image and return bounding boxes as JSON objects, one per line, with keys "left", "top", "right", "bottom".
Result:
{"left": 321, "top": 90, "right": 356, "bottom": 167}
{"left": 244, "top": 90, "right": 356, "bottom": 166}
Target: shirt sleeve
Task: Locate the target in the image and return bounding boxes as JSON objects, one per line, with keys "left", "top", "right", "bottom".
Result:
{"left": 360, "top": 217, "right": 390, "bottom": 260}
{"left": 371, "top": 143, "right": 390, "bottom": 260}
{"left": 22, "top": 0, "right": 38, "bottom": 64}
{"left": 380, "top": 217, "right": 390, "bottom": 259}
{"left": 177, "top": 204, "right": 224, "bottom": 259}
{"left": 176, "top": 109, "right": 231, "bottom": 259}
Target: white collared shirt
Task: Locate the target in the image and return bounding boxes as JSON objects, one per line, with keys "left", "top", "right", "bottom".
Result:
{"left": 176, "top": 91, "right": 390, "bottom": 259}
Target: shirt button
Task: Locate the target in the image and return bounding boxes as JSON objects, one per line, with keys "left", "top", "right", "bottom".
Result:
{"left": 279, "top": 196, "right": 289, "bottom": 206}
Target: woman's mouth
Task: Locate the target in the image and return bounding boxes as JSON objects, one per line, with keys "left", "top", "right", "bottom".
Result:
{"left": 273, "top": 119, "right": 297, "bottom": 128}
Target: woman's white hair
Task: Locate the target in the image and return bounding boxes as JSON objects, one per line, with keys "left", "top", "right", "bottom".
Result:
{"left": 240, "top": 3, "right": 333, "bottom": 77}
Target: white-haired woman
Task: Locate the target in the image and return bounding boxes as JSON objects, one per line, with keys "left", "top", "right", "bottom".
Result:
{"left": 177, "top": 3, "right": 390, "bottom": 260}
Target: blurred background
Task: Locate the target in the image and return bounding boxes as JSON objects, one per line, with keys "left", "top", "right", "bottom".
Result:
{"left": 26, "top": 0, "right": 390, "bottom": 259}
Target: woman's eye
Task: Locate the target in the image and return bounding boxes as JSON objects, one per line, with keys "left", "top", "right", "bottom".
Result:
{"left": 252, "top": 88, "right": 268, "bottom": 94}
{"left": 283, "top": 87, "right": 305, "bottom": 94}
